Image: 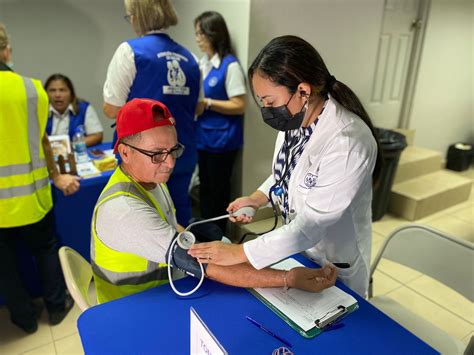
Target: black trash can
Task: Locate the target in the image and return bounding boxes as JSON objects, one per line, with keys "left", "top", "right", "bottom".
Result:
{"left": 446, "top": 143, "right": 473, "bottom": 172}
{"left": 372, "top": 128, "right": 407, "bottom": 221}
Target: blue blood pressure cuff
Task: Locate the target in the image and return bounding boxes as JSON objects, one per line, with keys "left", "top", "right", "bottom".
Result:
{"left": 166, "top": 233, "right": 207, "bottom": 279}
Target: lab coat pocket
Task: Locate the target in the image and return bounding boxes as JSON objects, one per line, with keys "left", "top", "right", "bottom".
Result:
{"left": 199, "top": 120, "right": 230, "bottom": 150}
{"left": 296, "top": 184, "right": 311, "bottom": 195}
{"left": 333, "top": 253, "right": 363, "bottom": 284}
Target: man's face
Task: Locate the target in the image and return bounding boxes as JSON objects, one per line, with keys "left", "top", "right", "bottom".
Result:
{"left": 123, "top": 125, "right": 178, "bottom": 185}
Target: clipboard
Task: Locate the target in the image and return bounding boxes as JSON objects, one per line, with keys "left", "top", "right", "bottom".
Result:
{"left": 248, "top": 258, "right": 359, "bottom": 338}
{"left": 249, "top": 289, "right": 358, "bottom": 338}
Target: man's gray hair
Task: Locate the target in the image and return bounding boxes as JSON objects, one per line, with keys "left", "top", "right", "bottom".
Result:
{"left": 0, "top": 23, "right": 10, "bottom": 50}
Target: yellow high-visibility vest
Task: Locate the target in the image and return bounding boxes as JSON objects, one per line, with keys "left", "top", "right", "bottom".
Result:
{"left": 0, "top": 71, "right": 52, "bottom": 227}
{"left": 91, "top": 166, "right": 170, "bottom": 304}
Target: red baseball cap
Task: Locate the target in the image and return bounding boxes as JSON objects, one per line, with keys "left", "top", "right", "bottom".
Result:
{"left": 113, "top": 98, "right": 175, "bottom": 153}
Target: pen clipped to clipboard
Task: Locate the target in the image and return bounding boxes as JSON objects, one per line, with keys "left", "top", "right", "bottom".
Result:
{"left": 249, "top": 258, "right": 358, "bottom": 338}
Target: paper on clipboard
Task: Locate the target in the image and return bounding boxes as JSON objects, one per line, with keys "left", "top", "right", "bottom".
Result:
{"left": 253, "top": 258, "right": 357, "bottom": 332}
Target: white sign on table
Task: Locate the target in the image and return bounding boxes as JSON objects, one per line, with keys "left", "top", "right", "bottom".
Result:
{"left": 190, "top": 307, "right": 227, "bottom": 355}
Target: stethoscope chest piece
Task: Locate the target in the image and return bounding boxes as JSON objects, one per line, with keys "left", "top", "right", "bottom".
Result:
{"left": 273, "top": 185, "right": 284, "bottom": 197}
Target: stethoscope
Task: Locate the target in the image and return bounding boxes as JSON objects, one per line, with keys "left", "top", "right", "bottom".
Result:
{"left": 237, "top": 131, "right": 306, "bottom": 243}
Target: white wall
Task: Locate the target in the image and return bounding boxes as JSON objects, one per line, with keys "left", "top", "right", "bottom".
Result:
{"left": 242, "top": 0, "right": 385, "bottom": 194}
{"left": 0, "top": 0, "right": 251, "bottom": 143}
{"left": 168, "top": 0, "right": 250, "bottom": 69}
{"left": 0, "top": 0, "right": 134, "bottom": 142}
{"left": 409, "top": 0, "right": 473, "bottom": 154}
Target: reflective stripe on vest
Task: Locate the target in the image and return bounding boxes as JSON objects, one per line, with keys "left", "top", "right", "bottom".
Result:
{"left": 0, "top": 77, "right": 47, "bottom": 193}
{"left": 0, "top": 74, "right": 52, "bottom": 227}
{"left": 91, "top": 168, "right": 169, "bottom": 302}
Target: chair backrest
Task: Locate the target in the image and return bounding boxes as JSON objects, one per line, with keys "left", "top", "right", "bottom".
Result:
{"left": 371, "top": 224, "right": 474, "bottom": 301}
{"left": 59, "top": 246, "right": 94, "bottom": 311}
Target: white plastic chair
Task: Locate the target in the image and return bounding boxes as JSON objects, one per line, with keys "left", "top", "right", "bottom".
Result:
{"left": 59, "top": 246, "right": 96, "bottom": 311}
{"left": 369, "top": 224, "right": 473, "bottom": 355}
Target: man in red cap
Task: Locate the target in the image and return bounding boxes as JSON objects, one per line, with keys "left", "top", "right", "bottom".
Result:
{"left": 91, "top": 98, "right": 336, "bottom": 304}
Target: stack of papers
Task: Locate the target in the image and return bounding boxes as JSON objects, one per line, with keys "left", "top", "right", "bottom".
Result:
{"left": 253, "top": 258, "right": 357, "bottom": 332}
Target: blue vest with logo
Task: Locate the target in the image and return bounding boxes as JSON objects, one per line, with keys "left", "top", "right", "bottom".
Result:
{"left": 197, "top": 55, "right": 243, "bottom": 153}
{"left": 46, "top": 101, "right": 89, "bottom": 139}
{"left": 124, "top": 33, "right": 201, "bottom": 175}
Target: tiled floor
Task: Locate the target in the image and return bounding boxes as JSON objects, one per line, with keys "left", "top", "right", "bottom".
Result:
{"left": 0, "top": 169, "right": 472, "bottom": 354}
{"left": 371, "top": 166, "right": 474, "bottom": 347}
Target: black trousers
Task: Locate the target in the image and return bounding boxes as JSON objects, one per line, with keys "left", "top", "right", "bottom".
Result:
{"left": 0, "top": 211, "right": 66, "bottom": 322}
{"left": 198, "top": 150, "right": 238, "bottom": 232}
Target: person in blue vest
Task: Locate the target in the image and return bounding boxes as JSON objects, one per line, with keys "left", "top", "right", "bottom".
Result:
{"left": 103, "top": 0, "right": 203, "bottom": 226}
{"left": 194, "top": 11, "right": 246, "bottom": 232}
{"left": 44, "top": 74, "right": 103, "bottom": 146}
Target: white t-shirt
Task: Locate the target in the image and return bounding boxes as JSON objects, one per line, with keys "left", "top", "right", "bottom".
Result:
{"left": 49, "top": 103, "right": 103, "bottom": 136}
{"left": 103, "top": 33, "right": 204, "bottom": 107}
{"left": 95, "top": 183, "right": 177, "bottom": 264}
{"left": 199, "top": 53, "right": 246, "bottom": 98}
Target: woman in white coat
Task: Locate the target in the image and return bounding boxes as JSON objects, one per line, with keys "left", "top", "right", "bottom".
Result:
{"left": 189, "top": 35, "right": 382, "bottom": 297}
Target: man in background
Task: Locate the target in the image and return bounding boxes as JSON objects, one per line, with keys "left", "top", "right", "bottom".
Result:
{"left": 0, "top": 23, "right": 80, "bottom": 334}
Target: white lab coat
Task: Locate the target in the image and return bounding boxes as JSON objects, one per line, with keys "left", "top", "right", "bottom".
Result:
{"left": 243, "top": 95, "right": 377, "bottom": 297}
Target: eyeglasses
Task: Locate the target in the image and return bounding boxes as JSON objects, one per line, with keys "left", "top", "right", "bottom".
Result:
{"left": 123, "top": 14, "right": 132, "bottom": 23}
{"left": 121, "top": 142, "right": 185, "bottom": 164}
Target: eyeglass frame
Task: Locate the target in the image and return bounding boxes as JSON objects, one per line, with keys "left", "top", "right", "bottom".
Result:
{"left": 123, "top": 14, "right": 132, "bottom": 23}
{"left": 120, "top": 141, "right": 185, "bottom": 164}
{"left": 194, "top": 30, "right": 205, "bottom": 38}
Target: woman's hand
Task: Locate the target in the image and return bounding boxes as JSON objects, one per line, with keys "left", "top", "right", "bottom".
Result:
{"left": 227, "top": 196, "right": 260, "bottom": 224}
{"left": 287, "top": 264, "right": 337, "bottom": 292}
{"left": 53, "top": 174, "right": 81, "bottom": 196}
{"left": 188, "top": 242, "right": 247, "bottom": 266}
{"left": 195, "top": 100, "right": 206, "bottom": 116}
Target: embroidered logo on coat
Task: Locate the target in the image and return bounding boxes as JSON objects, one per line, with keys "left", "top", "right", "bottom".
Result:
{"left": 304, "top": 172, "right": 318, "bottom": 188}
{"left": 158, "top": 51, "right": 190, "bottom": 95}
{"left": 208, "top": 76, "right": 218, "bottom": 87}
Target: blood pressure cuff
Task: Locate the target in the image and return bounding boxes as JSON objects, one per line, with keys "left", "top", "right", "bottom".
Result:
{"left": 166, "top": 233, "right": 207, "bottom": 279}
{"left": 187, "top": 218, "right": 223, "bottom": 243}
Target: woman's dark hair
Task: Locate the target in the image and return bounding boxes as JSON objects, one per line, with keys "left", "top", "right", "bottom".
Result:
{"left": 248, "top": 35, "right": 383, "bottom": 186}
{"left": 44, "top": 73, "right": 81, "bottom": 113}
{"left": 194, "top": 11, "right": 234, "bottom": 59}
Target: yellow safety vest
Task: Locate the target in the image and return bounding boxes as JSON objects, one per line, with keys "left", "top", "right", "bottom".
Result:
{"left": 91, "top": 166, "right": 170, "bottom": 304}
{"left": 0, "top": 71, "right": 52, "bottom": 227}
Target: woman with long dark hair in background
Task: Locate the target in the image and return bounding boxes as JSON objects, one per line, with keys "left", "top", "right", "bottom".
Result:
{"left": 194, "top": 11, "right": 246, "bottom": 232}
{"left": 45, "top": 73, "right": 103, "bottom": 146}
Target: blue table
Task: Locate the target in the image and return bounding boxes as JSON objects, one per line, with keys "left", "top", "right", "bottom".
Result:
{"left": 77, "top": 256, "right": 436, "bottom": 354}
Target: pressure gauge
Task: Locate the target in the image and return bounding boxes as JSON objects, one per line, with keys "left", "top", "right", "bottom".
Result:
{"left": 177, "top": 231, "right": 196, "bottom": 250}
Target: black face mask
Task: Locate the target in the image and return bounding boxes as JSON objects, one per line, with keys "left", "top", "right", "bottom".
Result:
{"left": 260, "top": 92, "right": 307, "bottom": 131}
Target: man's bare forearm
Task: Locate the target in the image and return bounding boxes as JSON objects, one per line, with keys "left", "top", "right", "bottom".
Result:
{"left": 206, "top": 263, "right": 285, "bottom": 288}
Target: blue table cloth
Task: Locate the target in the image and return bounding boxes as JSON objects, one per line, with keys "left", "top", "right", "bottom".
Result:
{"left": 78, "top": 255, "right": 436, "bottom": 354}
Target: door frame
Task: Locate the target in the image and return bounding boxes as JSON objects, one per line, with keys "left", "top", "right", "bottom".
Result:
{"left": 398, "top": 0, "right": 431, "bottom": 129}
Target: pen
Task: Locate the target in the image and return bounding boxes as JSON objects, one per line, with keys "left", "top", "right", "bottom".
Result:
{"left": 333, "top": 263, "right": 350, "bottom": 269}
{"left": 245, "top": 316, "right": 292, "bottom": 348}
